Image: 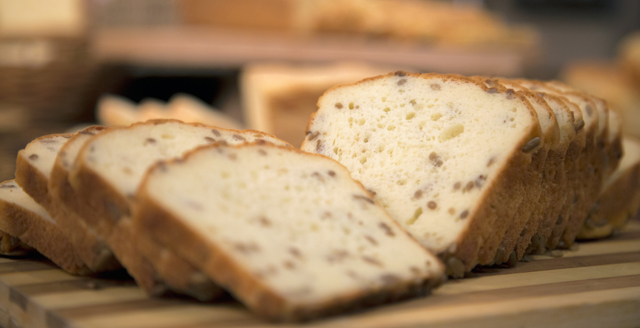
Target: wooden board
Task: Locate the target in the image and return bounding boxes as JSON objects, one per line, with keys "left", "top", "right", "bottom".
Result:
{"left": 91, "top": 27, "right": 527, "bottom": 77}
{"left": 2, "top": 221, "right": 640, "bottom": 328}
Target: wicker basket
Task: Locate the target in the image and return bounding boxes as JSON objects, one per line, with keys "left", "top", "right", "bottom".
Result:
{"left": 0, "top": 37, "right": 99, "bottom": 123}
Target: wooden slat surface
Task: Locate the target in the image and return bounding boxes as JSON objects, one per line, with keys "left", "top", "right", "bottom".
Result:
{"left": 2, "top": 222, "right": 640, "bottom": 328}
{"left": 92, "top": 27, "right": 526, "bottom": 77}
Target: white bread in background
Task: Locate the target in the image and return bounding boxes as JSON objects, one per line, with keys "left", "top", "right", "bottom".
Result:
{"left": 96, "top": 95, "right": 139, "bottom": 127}
{"left": 0, "top": 180, "right": 88, "bottom": 274}
{"left": 578, "top": 136, "right": 640, "bottom": 240}
{"left": 241, "top": 62, "right": 394, "bottom": 147}
{"left": 301, "top": 72, "right": 543, "bottom": 277}
{"left": 134, "top": 143, "right": 444, "bottom": 321}
{"left": 65, "top": 120, "right": 291, "bottom": 298}
{"left": 168, "top": 93, "right": 243, "bottom": 130}
{"left": 15, "top": 129, "right": 121, "bottom": 273}
{"left": 97, "top": 94, "right": 243, "bottom": 130}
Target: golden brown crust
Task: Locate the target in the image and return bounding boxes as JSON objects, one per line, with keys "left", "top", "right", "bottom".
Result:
{"left": 0, "top": 180, "right": 89, "bottom": 275}
{"left": 134, "top": 142, "right": 444, "bottom": 321}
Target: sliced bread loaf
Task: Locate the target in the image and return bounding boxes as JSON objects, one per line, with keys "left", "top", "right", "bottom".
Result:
{"left": 0, "top": 180, "right": 89, "bottom": 274}
{"left": 301, "top": 72, "right": 543, "bottom": 276}
{"left": 578, "top": 136, "right": 640, "bottom": 239}
{"left": 472, "top": 77, "right": 559, "bottom": 266}
{"left": 510, "top": 80, "right": 597, "bottom": 251}
{"left": 494, "top": 80, "right": 577, "bottom": 261}
{"left": 133, "top": 143, "right": 445, "bottom": 321}
{"left": 50, "top": 127, "right": 174, "bottom": 295}
{"left": 65, "top": 120, "right": 290, "bottom": 298}
{"left": 52, "top": 122, "right": 229, "bottom": 299}
{"left": 15, "top": 129, "right": 121, "bottom": 273}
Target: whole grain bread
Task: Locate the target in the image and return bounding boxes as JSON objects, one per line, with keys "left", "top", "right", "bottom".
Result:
{"left": 301, "top": 72, "right": 543, "bottom": 276}
{"left": 0, "top": 180, "right": 89, "bottom": 274}
{"left": 133, "top": 143, "right": 445, "bottom": 321}
{"left": 15, "top": 129, "right": 121, "bottom": 273}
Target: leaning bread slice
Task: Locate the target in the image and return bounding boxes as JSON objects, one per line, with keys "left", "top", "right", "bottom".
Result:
{"left": 472, "top": 77, "right": 560, "bottom": 266}
{"left": 15, "top": 129, "right": 121, "bottom": 273}
{"left": 134, "top": 143, "right": 445, "bottom": 321}
{"left": 66, "top": 120, "right": 291, "bottom": 298}
{"left": 511, "top": 80, "right": 597, "bottom": 251}
{"left": 301, "top": 72, "right": 543, "bottom": 276}
{"left": 0, "top": 180, "right": 89, "bottom": 274}
{"left": 51, "top": 127, "right": 212, "bottom": 298}
{"left": 52, "top": 123, "right": 229, "bottom": 299}
{"left": 578, "top": 136, "right": 640, "bottom": 239}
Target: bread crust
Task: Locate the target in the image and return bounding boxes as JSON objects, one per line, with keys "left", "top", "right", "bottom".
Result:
{"left": 67, "top": 120, "right": 289, "bottom": 299}
{"left": 0, "top": 180, "right": 89, "bottom": 274}
{"left": 134, "top": 142, "right": 445, "bottom": 322}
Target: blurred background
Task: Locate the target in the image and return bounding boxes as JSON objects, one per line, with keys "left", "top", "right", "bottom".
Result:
{"left": 1, "top": 0, "right": 640, "bottom": 180}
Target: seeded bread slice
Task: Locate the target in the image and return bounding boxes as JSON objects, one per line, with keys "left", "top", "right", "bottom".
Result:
{"left": 511, "top": 80, "right": 595, "bottom": 252}
{"left": 15, "top": 129, "right": 121, "bottom": 273}
{"left": 66, "top": 120, "right": 291, "bottom": 298}
{"left": 133, "top": 143, "right": 445, "bottom": 321}
{"left": 540, "top": 83, "right": 608, "bottom": 248}
{"left": 578, "top": 136, "right": 640, "bottom": 239}
{"left": 495, "top": 80, "right": 577, "bottom": 262}
{"left": 52, "top": 122, "right": 235, "bottom": 299}
{"left": 50, "top": 128, "right": 204, "bottom": 297}
{"left": 301, "top": 72, "right": 543, "bottom": 276}
{"left": 471, "top": 77, "right": 559, "bottom": 266}
{"left": 0, "top": 180, "right": 89, "bottom": 274}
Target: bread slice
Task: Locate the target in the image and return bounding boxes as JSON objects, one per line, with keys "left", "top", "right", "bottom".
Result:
{"left": 133, "top": 143, "right": 445, "bottom": 321}
{"left": 301, "top": 72, "right": 543, "bottom": 276}
{"left": 510, "top": 80, "right": 597, "bottom": 251}
{"left": 0, "top": 180, "right": 89, "bottom": 274}
{"left": 48, "top": 127, "right": 217, "bottom": 298}
{"left": 15, "top": 129, "right": 121, "bottom": 273}
{"left": 540, "top": 83, "right": 611, "bottom": 247}
{"left": 50, "top": 122, "right": 230, "bottom": 299}
{"left": 0, "top": 230, "right": 33, "bottom": 256}
{"left": 578, "top": 136, "right": 640, "bottom": 239}
{"left": 470, "top": 77, "right": 560, "bottom": 266}
{"left": 65, "top": 120, "right": 291, "bottom": 298}
{"left": 493, "top": 80, "right": 578, "bottom": 262}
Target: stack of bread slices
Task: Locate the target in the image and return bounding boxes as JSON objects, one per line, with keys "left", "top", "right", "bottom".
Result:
{"left": 301, "top": 72, "right": 637, "bottom": 277}
{"left": 1, "top": 72, "right": 638, "bottom": 321}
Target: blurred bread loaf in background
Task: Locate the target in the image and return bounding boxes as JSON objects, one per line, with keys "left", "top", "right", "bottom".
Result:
{"left": 241, "top": 62, "right": 392, "bottom": 147}
{"left": 97, "top": 93, "right": 244, "bottom": 130}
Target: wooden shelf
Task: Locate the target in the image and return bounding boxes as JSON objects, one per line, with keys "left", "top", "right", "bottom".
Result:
{"left": 91, "top": 27, "right": 528, "bottom": 76}
{"left": 1, "top": 221, "right": 639, "bottom": 328}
